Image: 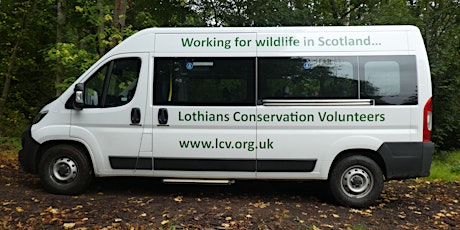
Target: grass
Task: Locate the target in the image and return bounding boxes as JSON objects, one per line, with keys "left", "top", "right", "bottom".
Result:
{"left": 0, "top": 136, "right": 21, "bottom": 158}
{"left": 428, "top": 150, "right": 460, "bottom": 182}
{"left": 1, "top": 136, "right": 459, "bottom": 182}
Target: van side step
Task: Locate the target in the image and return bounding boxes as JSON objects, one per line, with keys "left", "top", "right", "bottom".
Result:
{"left": 162, "top": 179, "right": 235, "bottom": 185}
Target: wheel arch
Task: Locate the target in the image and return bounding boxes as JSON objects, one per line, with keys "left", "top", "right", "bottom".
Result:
{"left": 329, "top": 149, "right": 387, "bottom": 180}
{"left": 36, "top": 140, "right": 94, "bottom": 175}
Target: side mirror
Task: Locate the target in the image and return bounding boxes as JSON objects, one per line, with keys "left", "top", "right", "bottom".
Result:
{"left": 73, "top": 83, "right": 85, "bottom": 110}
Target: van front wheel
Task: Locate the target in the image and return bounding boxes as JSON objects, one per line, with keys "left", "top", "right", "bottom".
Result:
{"left": 329, "top": 155, "right": 383, "bottom": 208}
{"left": 38, "top": 144, "right": 93, "bottom": 195}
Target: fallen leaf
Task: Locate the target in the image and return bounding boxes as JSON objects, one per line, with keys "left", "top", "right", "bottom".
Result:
{"left": 46, "top": 206, "right": 59, "bottom": 215}
{"left": 63, "top": 223, "right": 75, "bottom": 229}
{"left": 251, "top": 201, "right": 270, "bottom": 208}
{"left": 161, "top": 220, "right": 169, "bottom": 225}
{"left": 174, "top": 196, "right": 183, "bottom": 202}
{"left": 320, "top": 224, "right": 335, "bottom": 228}
{"left": 349, "top": 209, "right": 373, "bottom": 217}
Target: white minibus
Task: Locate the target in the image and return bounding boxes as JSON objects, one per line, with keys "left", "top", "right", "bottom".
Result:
{"left": 19, "top": 26, "right": 434, "bottom": 207}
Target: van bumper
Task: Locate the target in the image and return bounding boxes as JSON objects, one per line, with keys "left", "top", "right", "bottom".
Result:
{"left": 18, "top": 126, "right": 40, "bottom": 174}
{"left": 378, "top": 142, "right": 434, "bottom": 180}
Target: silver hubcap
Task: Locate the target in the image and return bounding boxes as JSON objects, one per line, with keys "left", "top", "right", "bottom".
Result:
{"left": 52, "top": 157, "right": 78, "bottom": 183}
{"left": 341, "top": 166, "right": 373, "bottom": 198}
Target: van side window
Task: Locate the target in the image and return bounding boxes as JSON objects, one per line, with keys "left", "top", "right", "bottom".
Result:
{"left": 154, "top": 58, "right": 255, "bottom": 105}
{"left": 84, "top": 58, "right": 141, "bottom": 108}
{"left": 360, "top": 56, "right": 417, "bottom": 105}
{"left": 258, "top": 57, "right": 358, "bottom": 100}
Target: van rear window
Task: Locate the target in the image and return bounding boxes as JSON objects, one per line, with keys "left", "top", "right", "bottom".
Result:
{"left": 360, "top": 56, "right": 417, "bottom": 105}
{"left": 258, "top": 55, "right": 417, "bottom": 105}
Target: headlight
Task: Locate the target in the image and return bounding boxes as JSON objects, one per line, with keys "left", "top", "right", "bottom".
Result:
{"left": 32, "top": 111, "right": 48, "bottom": 124}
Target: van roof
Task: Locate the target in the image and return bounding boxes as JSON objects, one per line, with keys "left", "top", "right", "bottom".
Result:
{"left": 105, "top": 25, "right": 424, "bottom": 57}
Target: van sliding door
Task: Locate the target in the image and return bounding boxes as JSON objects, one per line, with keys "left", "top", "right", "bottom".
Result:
{"left": 152, "top": 57, "right": 257, "bottom": 178}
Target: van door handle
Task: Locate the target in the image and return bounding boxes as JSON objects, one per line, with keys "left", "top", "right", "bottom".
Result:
{"left": 131, "top": 107, "right": 141, "bottom": 125}
{"left": 158, "top": 108, "right": 168, "bottom": 125}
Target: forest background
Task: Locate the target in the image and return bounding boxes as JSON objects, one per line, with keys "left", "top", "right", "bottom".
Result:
{"left": 0, "top": 0, "right": 459, "bottom": 152}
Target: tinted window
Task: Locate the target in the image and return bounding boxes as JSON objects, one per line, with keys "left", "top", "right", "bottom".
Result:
{"left": 153, "top": 56, "right": 417, "bottom": 106}
{"left": 258, "top": 57, "right": 358, "bottom": 101}
{"left": 84, "top": 58, "right": 141, "bottom": 108}
{"left": 154, "top": 58, "right": 255, "bottom": 105}
{"left": 360, "top": 56, "right": 417, "bottom": 105}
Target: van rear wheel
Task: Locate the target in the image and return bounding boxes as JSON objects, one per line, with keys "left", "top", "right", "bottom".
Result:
{"left": 329, "top": 155, "right": 383, "bottom": 208}
{"left": 38, "top": 144, "right": 93, "bottom": 195}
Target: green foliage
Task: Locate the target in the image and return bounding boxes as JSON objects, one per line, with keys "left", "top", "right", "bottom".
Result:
{"left": 0, "top": 0, "right": 56, "bottom": 136}
{"left": 1, "top": 0, "right": 460, "bottom": 153}
{"left": 350, "top": 224, "right": 367, "bottom": 230}
{"left": 429, "top": 150, "right": 460, "bottom": 182}
{"left": 129, "top": 0, "right": 199, "bottom": 27}
{"left": 46, "top": 43, "right": 98, "bottom": 92}
{"left": 420, "top": 1, "right": 460, "bottom": 151}
{"left": 0, "top": 136, "right": 21, "bottom": 151}
{"left": 0, "top": 136, "right": 21, "bottom": 158}
{"left": 0, "top": 110, "right": 28, "bottom": 137}
{"left": 132, "top": 11, "right": 160, "bottom": 28}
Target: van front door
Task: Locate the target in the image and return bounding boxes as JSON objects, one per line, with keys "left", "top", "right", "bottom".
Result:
{"left": 151, "top": 57, "right": 257, "bottom": 178}
{"left": 70, "top": 53, "right": 149, "bottom": 174}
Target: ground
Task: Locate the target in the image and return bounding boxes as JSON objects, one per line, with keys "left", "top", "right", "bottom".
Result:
{"left": 1, "top": 151, "right": 459, "bottom": 229}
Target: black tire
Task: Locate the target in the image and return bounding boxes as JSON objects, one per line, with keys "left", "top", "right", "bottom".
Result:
{"left": 38, "top": 144, "right": 93, "bottom": 195}
{"left": 328, "top": 155, "right": 383, "bottom": 208}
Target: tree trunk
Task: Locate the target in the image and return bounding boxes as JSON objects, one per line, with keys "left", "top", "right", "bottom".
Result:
{"left": 114, "top": 0, "right": 128, "bottom": 32}
{"left": 0, "top": 0, "right": 37, "bottom": 120}
{"left": 97, "top": 0, "right": 106, "bottom": 55}
{"left": 56, "top": 0, "right": 66, "bottom": 96}
{"left": 0, "top": 40, "right": 20, "bottom": 120}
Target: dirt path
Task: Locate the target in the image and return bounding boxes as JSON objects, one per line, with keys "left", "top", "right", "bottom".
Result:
{"left": 1, "top": 154, "right": 459, "bottom": 229}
